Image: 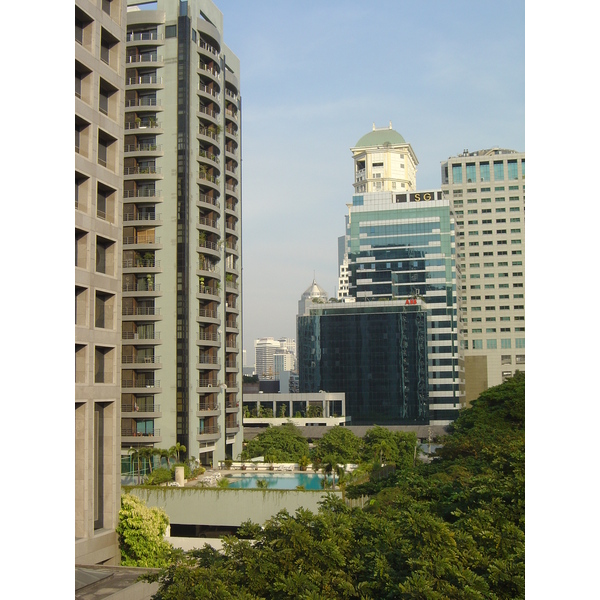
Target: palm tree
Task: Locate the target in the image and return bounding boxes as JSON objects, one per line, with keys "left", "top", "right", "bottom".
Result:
{"left": 128, "top": 447, "right": 142, "bottom": 484}
{"left": 159, "top": 448, "right": 172, "bottom": 469}
{"left": 170, "top": 442, "right": 186, "bottom": 463}
{"left": 138, "top": 446, "right": 155, "bottom": 474}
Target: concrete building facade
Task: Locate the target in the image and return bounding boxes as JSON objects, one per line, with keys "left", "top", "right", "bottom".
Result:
{"left": 121, "top": 0, "right": 243, "bottom": 468}
{"left": 441, "top": 148, "right": 525, "bottom": 404}
{"left": 75, "top": 0, "right": 127, "bottom": 566}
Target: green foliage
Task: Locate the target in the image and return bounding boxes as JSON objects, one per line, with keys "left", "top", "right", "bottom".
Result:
{"left": 146, "top": 375, "right": 525, "bottom": 599}
{"left": 117, "top": 493, "right": 176, "bottom": 568}
{"left": 145, "top": 467, "right": 173, "bottom": 485}
{"left": 241, "top": 423, "right": 309, "bottom": 462}
{"left": 360, "top": 425, "right": 418, "bottom": 468}
{"left": 311, "top": 426, "right": 361, "bottom": 463}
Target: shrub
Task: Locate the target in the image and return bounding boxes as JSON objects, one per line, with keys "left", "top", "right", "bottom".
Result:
{"left": 145, "top": 467, "right": 173, "bottom": 486}
{"left": 170, "top": 463, "right": 191, "bottom": 479}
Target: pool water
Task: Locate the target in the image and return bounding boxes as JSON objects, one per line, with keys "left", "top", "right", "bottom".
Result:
{"left": 226, "top": 472, "right": 328, "bottom": 490}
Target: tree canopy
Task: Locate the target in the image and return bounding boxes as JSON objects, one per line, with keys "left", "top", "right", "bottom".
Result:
{"left": 241, "top": 422, "right": 309, "bottom": 462}
{"left": 144, "top": 373, "right": 525, "bottom": 598}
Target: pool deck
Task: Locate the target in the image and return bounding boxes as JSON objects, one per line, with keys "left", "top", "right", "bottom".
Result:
{"left": 185, "top": 464, "right": 324, "bottom": 487}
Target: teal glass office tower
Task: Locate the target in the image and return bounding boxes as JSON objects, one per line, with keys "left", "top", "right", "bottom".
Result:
{"left": 298, "top": 300, "right": 429, "bottom": 425}
{"left": 343, "top": 189, "right": 461, "bottom": 424}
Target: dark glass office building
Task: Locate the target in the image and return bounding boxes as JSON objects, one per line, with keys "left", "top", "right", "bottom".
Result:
{"left": 297, "top": 301, "right": 428, "bottom": 425}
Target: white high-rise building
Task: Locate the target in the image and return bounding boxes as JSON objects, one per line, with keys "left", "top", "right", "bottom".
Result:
{"left": 441, "top": 148, "right": 525, "bottom": 405}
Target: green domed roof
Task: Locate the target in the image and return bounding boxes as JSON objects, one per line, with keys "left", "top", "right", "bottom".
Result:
{"left": 355, "top": 126, "right": 406, "bottom": 148}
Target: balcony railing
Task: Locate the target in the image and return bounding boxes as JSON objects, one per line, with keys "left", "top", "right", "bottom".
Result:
{"left": 197, "top": 285, "right": 219, "bottom": 297}
{"left": 198, "top": 239, "right": 219, "bottom": 252}
{"left": 198, "top": 172, "right": 219, "bottom": 185}
{"left": 122, "top": 355, "right": 161, "bottom": 364}
{"left": 198, "top": 149, "right": 219, "bottom": 163}
{"left": 127, "top": 75, "right": 163, "bottom": 85}
{"left": 122, "top": 402, "right": 160, "bottom": 412}
{"left": 121, "top": 379, "right": 160, "bottom": 388}
{"left": 123, "top": 258, "right": 160, "bottom": 268}
{"left": 197, "top": 426, "right": 220, "bottom": 436}
{"left": 198, "top": 83, "right": 217, "bottom": 98}
{"left": 122, "top": 428, "right": 161, "bottom": 438}
{"left": 125, "top": 121, "right": 161, "bottom": 130}
{"left": 125, "top": 143, "right": 162, "bottom": 153}
{"left": 198, "top": 354, "right": 219, "bottom": 365}
{"left": 124, "top": 189, "right": 160, "bottom": 198}
{"left": 198, "top": 193, "right": 219, "bottom": 207}
{"left": 126, "top": 98, "right": 161, "bottom": 108}
{"left": 199, "top": 40, "right": 218, "bottom": 56}
{"left": 122, "top": 282, "right": 161, "bottom": 292}
{"left": 198, "top": 331, "right": 219, "bottom": 342}
{"left": 198, "top": 216, "right": 218, "bottom": 228}
{"left": 127, "top": 31, "right": 161, "bottom": 42}
{"left": 122, "top": 331, "right": 161, "bottom": 340}
{"left": 197, "top": 260, "right": 217, "bottom": 272}
{"left": 122, "top": 306, "right": 160, "bottom": 316}
{"left": 198, "top": 402, "right": 219, "bottom": 411}
{"left": 198, "top": 127, "right": 218, "bottom": 141}
{"left": 123, "top": 212, "right": 159, "bottom": 222}
{"left": 123, "top": 236, "right": 160, "bottom": 245}
{"left": 124, "top": 166, "right": 162, "bottom": 175}
{"left": 198, "top": 309, "right": 218, "bottom": 319}
{"left": 127, "top": 54, "right": 162, "bottom": 64}
{"left": 198, "top": 378, "right": 218, "bottom": 388}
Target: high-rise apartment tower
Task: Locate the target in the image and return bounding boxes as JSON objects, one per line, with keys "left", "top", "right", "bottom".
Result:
{"left": 441, "top": 149, "right": 525, "bottom": 404}
{"left": 121, "top": 0, "right": 243, "bottom": 467}
{"left": 75, "top": 0, "right": 127, "bottom": 566}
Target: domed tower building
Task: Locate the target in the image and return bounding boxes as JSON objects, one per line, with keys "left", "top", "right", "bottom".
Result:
{"left": 351, "top": 122, "right": 419, "bottom": 194}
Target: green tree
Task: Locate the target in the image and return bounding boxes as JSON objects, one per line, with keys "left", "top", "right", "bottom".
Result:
{"left": 117, "top": 493, "right": 177, "bottom": 567}
{"left": 241, "top": 423, "right": 309, "bottom": 462}
{"left": 311, "top": 426, "right": 361, "bottom": 463}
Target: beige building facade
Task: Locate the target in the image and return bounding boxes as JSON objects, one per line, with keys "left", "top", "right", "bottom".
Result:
{"left": 121, "top": 0, "right": 243, "bottom": 469}
{"left": 75, "top": 0, "right": 127, "bottom": 566}
{"left": 441, "top": 149, "right": 525, "bottom": 405}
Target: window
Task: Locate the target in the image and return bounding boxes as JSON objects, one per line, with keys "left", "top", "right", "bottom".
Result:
{"left": 516, "top": 354, "right": 525, "bottom": 364}
{"left": 521, "top": 159, "right": 525, "bottom": 179}
{"left": 95, "top": 292, "right": 115, "bottom": 329}
{"left": 480, "top": 162, "right": 490, "bottom": 182}
{"left": 466, "top": 163, "right": 476, "bottom": 183}
{"left": 472, "top": 339, "right": 483, "bottom": 349}
{"left": 75, "top": 286, "right": 88, "bottom": 325}
{"left": 94, "top": 346, "right": 114, "bottom": 383}
{"left": 494, "top": 161, "right": 504, "bottom": 180}
{"left": 501, "top": 355, "right": 511, "bottom": 365}
{"left": 472, "top": 328, "right": 482, "bottom": 334}
{"left": 96, "top": 236, "right": 115, "bottom": 275}
{"left": 501, "top": 339, "right": 511, "bottom": 349}
{"left": 486, "top": 328, "right": 496, "bottom": 333}
{"left": 515, "top": 338, "right": 525, "bottom": 349}
{"left": 75, "top": 230, "right": 87, "bottom": 268}
{"left": 102, "top": 0, "right": 112, "bottom": 15}
{"left": 487, "top": 339, "right": 497, "bottom": 349}
{"left": 165, "top": 24, "right": 177, "bottom": 38}
{"left": 507, "top": 160, "right": 518, "bottom": 180}
{"left": 452, "top": 164, "right": 463, "bottom": 184}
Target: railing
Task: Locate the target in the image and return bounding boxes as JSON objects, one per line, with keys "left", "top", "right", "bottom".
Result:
{"left": 197, "top": 426, "right": 220, "bottom": 436}
{"left": 198, "top": 309, "right": 218, "bottom": 319}
{"left": 198, "top": 378, "right": 218, "bottom": 388}
{"left": 197, "top": 285, "right": 219, "bottom": 297}
{"left": 198, "top": 402, "right": 219, "bottom": 411}
{"left": 122, "top": 403, "right": 160, "bottom": 413}
{"left": 225, "top": 280, "right": 238, "bottom": 290}
{"left": 127, "top": 54, "right": 162, "bottom": 64}
{"left": 127, "top": 75, "right": 162, "bottom": 85}
{"left": 125, "top": 144, "right": 162, "bottom": 152}
{"left": 122, "top": 331, "right": 161, "bottom": 340}
{"left": 125, "top": 121, "right": 160, "bottom": 130}
{"left": 199, "top": 40, "right": 218, "bottom": 56}
{"left": 121, "top": 379, "right": 160, "bottom": 388}
{"left": 124, "top": 189, "right": 160, "bottom": 198}
{"left": 198, "top": 354, "right": 219, "bottom": 365}
{"left": 226, "top": 320, "right": 238, "bottom": 329}
{"left": 127, "top": 31, "right": 161, "bottom": 42}
{"left": 225, "top": 361, "right": 238, "bottom": 369}
{"left": 122, "top": 428, "right": 161, "bottom": 437}
{"left": 198, "top": 239, "right": 219, "bottom": 251}
{"left": 126, "top": 98, "right": 161, "bottom": 107}
{"left": 123, "top": 258, "right": 160, "bottom": 268}
{"left": 198, "top": 63, "right": 219, "bottom": 77}
{"left": 198, "top": 83, "right": 217, "bottom": 98}
{"left": 122, "top": 355, "right": 160, "bottom": 364}
{"left": 198, "top": 172, "right": 219, "bottom": 185}
{"left": 122, "top": 306, "right": 160, "bottom": 316}
{"left": 124, "top": 166, "right": 162, "bottom": 175}
{"left": 225, "top": 182, "right": 237, "bottom": 192}
{"left": 225, "top": 108, "right": 237, "bottom": 120}
{"left": 198, "top": 193, "right": 219, "bottom": 207}
{"left": 123, "top": 236, "right": 160, "bottom": 245}
{"left": 122, "top": 282, "right": 161, "bottom": 292}
{"left": 225, "top": 128, "right": 238, "bottom": 138}
{"left": 123, "top": 212, "right": 159, "bottom": 222}
{"left": 198, "top": 216, "right": 218, "bottom": 228}
{"left": 198, "top": 105, "right": 218, "bottom": 119}
{"left": 225, "top": 200, "right": 237, "bottom": 211}
{"left": 225, "top": 89, "right": 238, "bottom": 101}
{"left": 198, "top": 127, "right": 218, "bottom": 141}
{"left": 197, "top": 332, "right": 219, "bottom": 342}
{"left": 198, "top": 149, "right": 219, "bottom": 163}
{"left": 197, "top": 260, "right": 217, "bottom": 272}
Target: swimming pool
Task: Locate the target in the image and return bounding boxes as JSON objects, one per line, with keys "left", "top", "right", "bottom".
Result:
{"left": 226, "top": 472, "right": 328, "bottom": 490}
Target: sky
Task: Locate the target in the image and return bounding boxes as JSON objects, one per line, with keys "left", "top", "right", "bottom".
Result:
{"left": 214, "top": 0, "right": 525, "bottom": 361}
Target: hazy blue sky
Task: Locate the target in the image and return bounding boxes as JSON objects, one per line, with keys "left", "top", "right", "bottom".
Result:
{"left": 216, "top": 0, "right": 525, "bottom": 361}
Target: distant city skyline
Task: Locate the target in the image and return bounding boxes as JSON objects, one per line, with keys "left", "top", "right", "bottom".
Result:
{"left": 215, "top": 0, "right": 525, "bottom": 357}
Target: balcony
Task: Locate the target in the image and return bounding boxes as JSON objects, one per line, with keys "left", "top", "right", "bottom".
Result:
{"left": 197, "top": 402, "right": 220, "bottom": 416}
{"left": 121, "top": 427, "right": 162, "bottom": 442}
{"left": 123, "top": 212, "right": 160, "bottom": 224}
{"left": 124, "top": 166, "right": 162, "bottom": 176}
{"left": 123, "top": 235, "right": 161, "bottom": 246}
{"left": 125, "top": 143, "right": 163, "bottom": 153}
{"left": 124, "top": 189, "right": 161, "bottom": 199}
{"left": 123, "top": 258, "right": 161, "bottom": 270}
{"left": 127, "top": 31, "right": 162, "bottom": 43}
{"left": 125, "top": 120, "right": 161, "bottom": 131}
{"left": 197, "top": 284, "right": 220, "bottom": 298}
{"left": 196, "top": 426, "right": 220, "bottom": 441}
{"left": 197, "top": 331, "right": 219, "bottom": 345}
{"left": 122, "top": 402, "right": 162, "bottom": 417}
{"left": 122, "top": 330, "right": 161, "bottom": 341}
{"left": 197, "top": 308, "right": 219, "bottom": 321}
{"left": 197, "top": 378, "right": 218, "bottom": 390}
{"left": 198, "top": 354, "right": 220, "bottom": 368}
{"left": 198, "top": 83, "right": 217, "bottom": 99}
{"left": 127, "top": 54, "right": 163, "bottom": 65}
{"left": 197, "top": 193, "right": 219, "bottom": 209}
{"left": 127, "top": 75, "right": 163, "bottom": 86}
{"left": 121, "top": 378, "right": 161, "bottom": 391}
{"left": 122, "top": 355, "right": 161, "bottom": 368}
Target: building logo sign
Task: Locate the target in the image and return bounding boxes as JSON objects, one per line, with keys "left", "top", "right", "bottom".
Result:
{"left": 405, "top": 298, "right": 418, "bottom": 305}
{"left": 395, "top": 191, "right": 442, "bottom": 203}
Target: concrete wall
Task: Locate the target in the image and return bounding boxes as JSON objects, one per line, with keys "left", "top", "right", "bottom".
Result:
{"left": 126, "top": 487, "right": 341, "bottom": 528}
